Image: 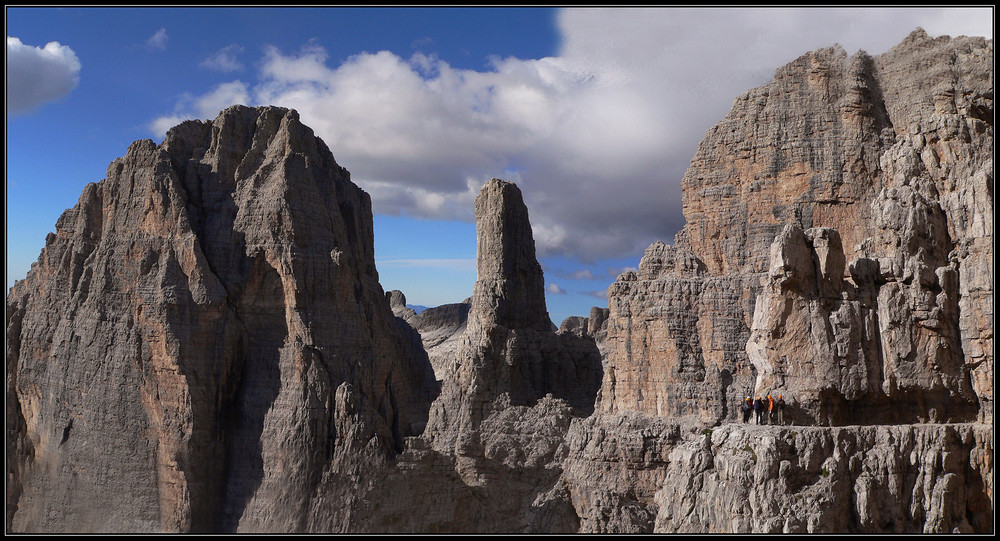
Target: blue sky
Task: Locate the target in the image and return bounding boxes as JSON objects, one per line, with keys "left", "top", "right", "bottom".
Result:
{"left": 5, "top": 7, "right": 992, "bottom": 325}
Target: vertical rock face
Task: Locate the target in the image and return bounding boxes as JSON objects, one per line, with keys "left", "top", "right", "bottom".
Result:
{"left": 558, "top": 308, "right": 610, "bottom": 365}
{"left": 471, "top": 180, "right": 553, "bottom": 332}
{"left": 557, "top": 307, "right": 610, "bottom": 343}
{"left": 675, "top": 44, "right": 893, "bottom": 277}
{"left": 602, "top": 242, "right": 758, "bottom": 423}
{"left": 411, "top": 180, "right": 596, "bottom": 530}
{"left": 355, "top": 179, "right": 603, "bottom": 533}
{"left": 6, "top": 105, "right": 437, "bottom": 533}
{"left": 588, "top": 307, "right": 611, "bottom": 338}
{"left": 604, "top": 29, "right": 993, "bottom": 425}
{"left": 747, "top": 224, "right": 978, "bottom": 425}
{"left": 872, "top": 30, "right": 994, "bottom": 422}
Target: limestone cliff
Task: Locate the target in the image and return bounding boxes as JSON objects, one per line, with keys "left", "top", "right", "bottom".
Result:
{"left": 602, "top": 242, "right": 757, "bottom": 423}
{"left": 652, "top": 423, "right": 993, "bottom": 533}
{"left": 605, "top": 28, "right": 993, "bottom": 426}
{"left": 345, "top": 179, "right": 604, "bottom": 533}
{"left": 558, "top": 307, "right": 610, "bottom": 352}
{"left": 6, "top": 106, "right": 437, "bottom": 533}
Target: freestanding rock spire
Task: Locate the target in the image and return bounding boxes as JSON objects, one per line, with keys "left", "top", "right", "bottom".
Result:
{"left": 471, "top": 179, "right": 552, "bottom": 332}
{"left": 425, "top": 179, "right": 602, "bottom": 453}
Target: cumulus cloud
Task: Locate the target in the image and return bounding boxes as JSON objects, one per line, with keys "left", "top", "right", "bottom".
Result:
{"left": 583, "top": 289, "right": 609, "bottom": 299}
{"left": 6, "top": 36, "right": 81, "bottom": 115}
{"left": 149, "top": 114, "right": 194, "bottom": 137}
{"left": 200, "top": 44, "right": 244, "bottom": 72}
{"left": 146, "top": 28, "right": 168, "bottom": 50}
{"left": 148, "top": 81, "right": 251, "bottom": 137}
{"left": 148, "top": 7, "right": 991, "bottom": 262}
{"left": 193, "top": 81, "right": 251, "bottom": 116}
{"left": 547, "top": 283, "right": 567, "bottom": 295}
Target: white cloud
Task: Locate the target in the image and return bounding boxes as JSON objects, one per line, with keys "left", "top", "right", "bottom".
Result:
{"left": 547, "top": 283, "right": 567, "bottom": 295}
{"left": 6, "top": 36, "right": 81, "bottom": 115}
{"left": 200, "top": 44, "right": 244, "bottom": 72}
{"left": 193, "top": 81, "right": 251, "bottom": 117}
{"left": 147, "top": 8, "right": 992, "bottom": 263}
{"left": 146, "top": 28, "right": 168, "bottom": 50}
{"left": 583, "top": 289, "right": 609, "bottom": 299}
{"left": 149, "top": 81, "right": 251, "bottom": 138}
{"left": 149, "top": 114, "right": 194, "bottom": 138}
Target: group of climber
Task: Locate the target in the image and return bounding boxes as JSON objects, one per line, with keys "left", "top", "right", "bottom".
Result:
{"left": 740, "top": 394, "right": 786, "bottom": 425}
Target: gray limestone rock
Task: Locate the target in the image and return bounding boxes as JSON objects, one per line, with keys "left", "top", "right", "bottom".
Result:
{"left": 407, "top": 299, "right": 472, "bottom": 375}
{"left": 6, "top": 106, "right": 437, "bottom": 533}
{"left": 653, "top": 423, "right": 993, "bottom": 534}
{"left": 602, "top": 242, "right": 759, "bottom": 423}
{"left": 605, "top": 28, "right": 992, "bottom": 426}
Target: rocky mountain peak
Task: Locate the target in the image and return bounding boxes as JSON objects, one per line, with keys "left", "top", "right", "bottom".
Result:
{"left": 606, "top": 28, "right": 992, "bottom": 426}
{"left": 7, "top": 105, "right": 436, "bottom": 533}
